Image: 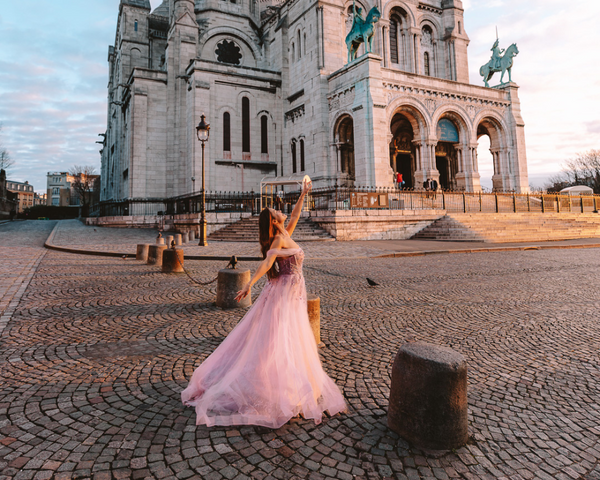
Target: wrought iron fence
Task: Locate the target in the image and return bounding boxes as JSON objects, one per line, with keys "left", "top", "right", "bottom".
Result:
{"left": 94, "top": 188, "right": 600, "bottom": 217}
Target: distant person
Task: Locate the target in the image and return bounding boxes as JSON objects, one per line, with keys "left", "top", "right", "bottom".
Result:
{"left": 396, "top": 172, "right": 404, "bottom": 190}
{"left": 9, "top": 208, "right": 15, "bottom": 221}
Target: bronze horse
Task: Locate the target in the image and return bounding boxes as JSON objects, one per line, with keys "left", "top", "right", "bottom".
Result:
{"left": 345, "top": 5, "right": 381, "bottom": 63}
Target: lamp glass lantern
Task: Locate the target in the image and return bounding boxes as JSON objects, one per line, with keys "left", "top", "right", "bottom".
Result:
{"left": 196, "top": 115, "right": 210, "bottom": 142}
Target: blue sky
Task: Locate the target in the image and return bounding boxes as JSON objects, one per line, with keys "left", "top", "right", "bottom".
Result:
{"left": 0, "top": 0, "right": 598, "bottom": 193}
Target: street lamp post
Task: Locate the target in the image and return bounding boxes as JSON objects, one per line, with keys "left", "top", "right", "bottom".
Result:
{"left": 196, "top": 114, "right": 210, "bottom": 246}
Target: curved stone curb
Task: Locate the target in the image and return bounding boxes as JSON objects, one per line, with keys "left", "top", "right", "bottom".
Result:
{"left": 44, "top": 221, "right": 600, "bottom": 262}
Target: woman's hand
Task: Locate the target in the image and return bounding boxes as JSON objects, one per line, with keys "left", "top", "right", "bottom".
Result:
{"left": 302, "top": 179, "right": 312, "bottom": 196}
{"left": 235, "top": 283, "right": 251, "bottom": 302}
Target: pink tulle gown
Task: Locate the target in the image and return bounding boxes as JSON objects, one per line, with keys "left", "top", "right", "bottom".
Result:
{"left": 181, "top": 247, "right": 346, "bottom": 428}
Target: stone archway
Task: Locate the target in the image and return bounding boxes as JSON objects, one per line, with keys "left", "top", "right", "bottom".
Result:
{"left": 435, "top": 117, "right": 460, "bottom": 190}
{"left": 390, "top": 113, "right": 415, "bottom": 189}
{"left": 334, "top": 115, "right": 355, "bottom": 185}
{"left": 476, "top": 116, "right": 508, "bottom": 192}
{"left": 387, "top": 103, "right": 429, "bottom": 189}
{"left": 433, "top": 109, "right": 474, "bottom": 191}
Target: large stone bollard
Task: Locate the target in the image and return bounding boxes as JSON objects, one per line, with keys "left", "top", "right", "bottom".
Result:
{"left": 165, "top": 235, "right": 174, "bottom": 248}
{"left": 174, "top": 233, "right": 183, "bottom": 246}
{"left": 185, "top": 231, "right": 193, "bottom": 242}
{"left": 162, "top": 247, "right": 184, "bottom": 273}
{"left": 388, "top": 342, "right": 468, "bottom": 450}
{"left": 216, "top": 268, "right": 251, "bottom": 309}
{"left": 136, "top": 244, "right": 151, "bottom": 262}
{"left": 156, "top": 235, "right": 165, "bottom": 245}
{"left": 147, "top": 244, "right": 167, "bottom": 266}
{"left": 307, "top": 295, "right": 322, "bottom": 346}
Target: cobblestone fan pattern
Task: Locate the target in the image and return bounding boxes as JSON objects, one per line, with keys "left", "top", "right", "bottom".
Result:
{"left": 0, "top": 221, "right": 55, "bottom": 335}
{"left": 1, "top": 237, "right": 600, "bottom": 479}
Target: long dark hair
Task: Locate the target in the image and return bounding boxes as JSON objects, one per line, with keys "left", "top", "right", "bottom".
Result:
{"left": 259, "top": 208, "right": 279, "bottom": 279}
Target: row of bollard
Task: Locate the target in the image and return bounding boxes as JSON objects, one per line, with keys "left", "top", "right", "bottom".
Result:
{"left": 138, "top": 233, "right": 468, "bottom": 451}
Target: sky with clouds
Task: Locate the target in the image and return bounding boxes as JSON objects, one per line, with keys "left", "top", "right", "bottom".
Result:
{"left": 0, "top": 0, "right": 598, "bottom": 193}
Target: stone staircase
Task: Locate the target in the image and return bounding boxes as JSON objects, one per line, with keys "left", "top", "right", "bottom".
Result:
{"left": 209, "top": 215, "right": 334, "bottom": 242}
{"left": 412, "top": 213, "right": 600, "bottom": 243}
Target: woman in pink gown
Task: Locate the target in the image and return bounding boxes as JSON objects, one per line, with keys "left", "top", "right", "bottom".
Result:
{"left": 181, "top": 180, "right": 346, "bottom": 428}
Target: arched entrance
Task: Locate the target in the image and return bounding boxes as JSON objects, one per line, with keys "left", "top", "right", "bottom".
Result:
{"left": 335, "top": 115, "right": 355, "bottom": 185}
{"left": 390, "top": 113, "right": 415, "bottom": 189}
{"left": 476, "top": 117, "right": 506, "bottom": 192}
{"left": 435, "top": 118, "right": 460, "bottom": 190}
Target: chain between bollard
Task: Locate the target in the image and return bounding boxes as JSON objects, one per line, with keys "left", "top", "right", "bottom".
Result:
{"left": 172, "top": 250, "right": 219, "bottom": 286}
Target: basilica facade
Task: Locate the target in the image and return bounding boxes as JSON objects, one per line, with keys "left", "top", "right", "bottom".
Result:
{"left": 100, "top": 0, "right": 529, "bottom": 203}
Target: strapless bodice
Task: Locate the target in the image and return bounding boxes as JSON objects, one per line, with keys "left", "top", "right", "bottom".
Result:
{"left": 276, "top": 249, "right": 304, "bottom": 276}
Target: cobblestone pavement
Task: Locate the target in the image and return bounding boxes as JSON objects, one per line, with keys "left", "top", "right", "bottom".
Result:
{"left": 0, "top": 221, "right": 55, "bottom": 335}
{"left": 1, "top": 222, "right": 600, "bottom": 480}
{"left": 50, "top": 220, "right": 600, "bottom": 260}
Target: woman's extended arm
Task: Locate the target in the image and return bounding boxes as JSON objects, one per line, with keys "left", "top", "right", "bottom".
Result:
{"left": 286, "top": 180, "right": 312, "bottom": 236}
{"left": 235, "top": 234, "right": 284, "bottom": 301}
{"left": 234, "top": 254, "right": 277, "bottom": 302}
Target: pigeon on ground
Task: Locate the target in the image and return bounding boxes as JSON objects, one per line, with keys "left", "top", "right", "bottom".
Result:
{"left": 122, "top": 255, "right": 127, "bottom": 260}
{"left": 366, "top": 277, "right": 379, "bottom": 287}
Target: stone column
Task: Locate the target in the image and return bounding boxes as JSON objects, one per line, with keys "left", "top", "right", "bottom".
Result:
{"left": 454, "top": 145, "right": 467, "bottom": 191}
{"left": 412, "top": 140, "right": 425, "bottom": 189}
{"left": 381, "top": 24, "right": 390, "bottom": 68}
{"left": 413, "top": 31, "right": 422, "bottom": 74}
{"left": 499, "top": 83, "right": 530, "bottom": 193}
{"left": 491, "top": 148, "right": 503, "bottom": 192}
{"left": 466, "top": 143, "right": 482, "bottom": 192}
{"left": 419, "top": 140, "right": 439, "bottom": 187}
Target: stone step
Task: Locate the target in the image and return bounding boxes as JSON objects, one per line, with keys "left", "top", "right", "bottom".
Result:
{"left": 209, "top": 216, "right": 334, "bottom": 242}
{"left": 413, "top": 213, "right": 600, "bottom": 243}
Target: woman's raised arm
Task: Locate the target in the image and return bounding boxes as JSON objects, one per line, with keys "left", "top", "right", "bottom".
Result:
{"left": 286, "top": 179, "right": 312, "bottom": 236}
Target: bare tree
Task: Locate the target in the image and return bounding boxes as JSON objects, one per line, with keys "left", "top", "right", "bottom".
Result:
{"left": 0, "top": 125, "right": 14, "bottom": 172}
{"left": 69, "top": 165, "right": 98, "bottom": 216}
{"left": 545, "top": 150, "right": 600, "bottom": 194}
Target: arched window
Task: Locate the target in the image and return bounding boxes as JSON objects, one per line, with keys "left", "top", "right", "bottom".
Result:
{"left": 291, "top": 141, "right": 297, "bottom": 174}
{"left": 297, "top": 31, "right": 302, "bottom": 58}
{"left": 242, "top": 97, "right": 250, "bottom": 153}
{"left": 134, "top": 20, "right": 138, "bottom": 32}
{"left": 291, "top": 43, "right": 295, "bottom": 63}
{"left": 223, "top": 112, "right": 231, "bottom": 152}
{"left": 261, "top": 115, "right": 268, "bottom": 154}
{"left": 421, "top": 25, "right": 434, "bottom": 76}
{"left": 304, "top": 33, "right": 306, "bottom": 57}
{"left": 390, "top": 18, "right": 398, "bottom": 64}
{"left": 300, "top": 139, "right": 305, "bottom": 171}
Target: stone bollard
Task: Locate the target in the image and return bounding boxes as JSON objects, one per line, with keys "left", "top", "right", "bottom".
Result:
{"left": 165, "top": 235, "right": 174, "bottom": 248}
{"left": 185, "top": 231, "right": 193, "bottom": 242}
{"left": 307, "top": 295, "right": 322, "bottom": 346}
{"left": 190, "top": 230, "right": 197, "bottom": 240}
{"left": 174, "top": 233, "right": 183, "bottom": 246}
{"left": 147, "top": 245, "right": 167, "bottom": 266}
{"left": 388, "top": 342, "right": 468, "bottom": 450}
{"left": 136, "top": 244, "right": 151, "bottom": 262}
{"left": 216, "top": 268, "right": 251, "bottom": 309}
{"left": 156, "top": 235, "right": 165, "bottom": 245}
{"left": 162, "top": 247, "right": 184, "bottom": 273}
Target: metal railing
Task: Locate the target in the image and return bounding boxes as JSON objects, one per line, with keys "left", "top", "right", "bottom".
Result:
{"left": 94, "top": 188, "right": 600, "bottom": 217}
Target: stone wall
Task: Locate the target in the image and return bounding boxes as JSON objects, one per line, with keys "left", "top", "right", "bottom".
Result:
{"left": 308, "top": 209, "right": 444, "bottom": 241}
{"left": 86, "top": 211, "right": 253, "bottom": 235}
